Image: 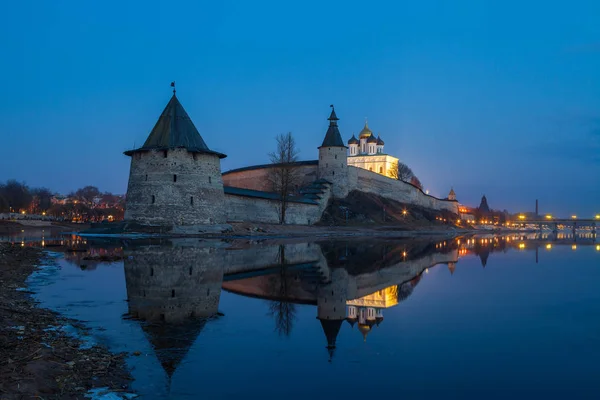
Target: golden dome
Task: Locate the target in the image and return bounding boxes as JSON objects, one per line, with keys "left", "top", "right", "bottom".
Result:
{"left": 358, "top": 323, "right": 371, "bottom": 342}
{"left": 358, "top": 121, "right": 372, "bottom": 139}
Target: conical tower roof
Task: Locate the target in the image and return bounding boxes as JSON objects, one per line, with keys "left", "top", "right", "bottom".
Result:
{"left": 125, "top": 93, "right": 226, "bottom": 158}
{"left": 141, "top": 318, "right": 208, "bottom": 379}
{"left": 319, "top": 105, "right": 346, "bottom": 148}
{"left": 319, "top": 318, "right": 344, "bottom": 360}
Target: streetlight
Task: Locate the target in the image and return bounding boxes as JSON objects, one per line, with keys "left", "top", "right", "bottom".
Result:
{"left": 572, "top": 215, "right": 577, "bottom": 219}
{"left": 546, "top": 215, "right": 552, "bottom": 220}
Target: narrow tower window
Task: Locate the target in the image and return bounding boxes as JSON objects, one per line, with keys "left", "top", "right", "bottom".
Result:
{"left": 190, "top": 196, "right": 194, "bottom": 206}
{"left": 151, "top": 195, "right": 155, "bottom": 204}
{"left": 163, "top": 150, "right": 168, "bottom": 158}
{"left": 171, "top": 289, "right": 175, "bottom": 298}
{"left": 145, "top": 174, "right": 148, "bottom": 181}
{"left": 150, "top": 268, "right": 154, "bottom": 276}
{"left": 208, "top": 176, "right": 212, "bottom": 184}
{"left": 173, "top": 174, "right": 177, "bottom": 182}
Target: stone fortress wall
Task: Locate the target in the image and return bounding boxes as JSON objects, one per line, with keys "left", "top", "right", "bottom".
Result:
{"left": 217, "top": 160, "right": 458, "bottom": 225}
{"left": 348, "top": 166, "right": 458, "bottom": 213}
{"left": 222, "top": 161, "right": 318, "bottom": 192}
{"left": 225, "top": 187, "right": 331, "bottom": 225}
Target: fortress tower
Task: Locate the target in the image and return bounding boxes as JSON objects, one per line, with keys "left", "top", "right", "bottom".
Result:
{"left": 124, "top": 92, "right": 227, "bottom": 226}
{"left": 318, "top": 105, "right": 349, "bottom": 198}
{"left": 448, "top": 188, "right": 457, "bottom": 201}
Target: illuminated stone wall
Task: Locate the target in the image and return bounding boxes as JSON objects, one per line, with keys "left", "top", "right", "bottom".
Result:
{"left": 347, "top": 166, "right": 459, "bottom": 214}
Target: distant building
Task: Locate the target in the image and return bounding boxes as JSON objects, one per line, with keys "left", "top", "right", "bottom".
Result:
{"left": 479, "top": 195, "right": 490, "bottom": 213}
{"left": 346, "top": 121, "right": 399, "bottom": 178}
{"left": 448, "top": 188, "right": 456, "bottom": 201}
{"left": 51, "top": 194, "right": 67, "bottom": 205}
{"left": 459, "top": 205, "right": 476, "bottom": 223}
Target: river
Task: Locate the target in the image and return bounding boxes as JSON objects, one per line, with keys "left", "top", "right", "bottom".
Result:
{"left": 18, "top": 233, "right": 600, "bottom": 399}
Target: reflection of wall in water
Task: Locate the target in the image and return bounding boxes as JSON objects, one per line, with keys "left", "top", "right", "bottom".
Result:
{"left": 124, "top": 244, "right": 224, "bottom": 323}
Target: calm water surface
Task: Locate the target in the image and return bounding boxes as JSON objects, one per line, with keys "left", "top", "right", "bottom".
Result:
{"left": 22, "top": 235, "right": 600, "bottom": 399}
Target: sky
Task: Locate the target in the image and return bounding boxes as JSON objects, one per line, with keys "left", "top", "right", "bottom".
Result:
{"left": 1, "top": 0, "right": 599, "bottom": 216}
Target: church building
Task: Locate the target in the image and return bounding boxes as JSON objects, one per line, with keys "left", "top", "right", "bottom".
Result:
{"left": 346, "top": 121, "right": 399, "bottom": 178}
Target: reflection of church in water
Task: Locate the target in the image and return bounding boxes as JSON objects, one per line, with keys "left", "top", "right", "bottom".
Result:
{"left": 345, "top": 276, "right": 420, "bottom": 342}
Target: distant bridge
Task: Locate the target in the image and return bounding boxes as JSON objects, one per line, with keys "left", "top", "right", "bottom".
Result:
{"left": 512, "top": 200, "right": 598, "bottom": 233}
{"left": 512, "top": 217, "right": 597, "bottom": 234}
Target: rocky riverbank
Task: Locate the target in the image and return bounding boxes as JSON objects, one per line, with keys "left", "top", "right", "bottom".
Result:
{"left": 0, "top": 243, "right": 133, "bottom": 399}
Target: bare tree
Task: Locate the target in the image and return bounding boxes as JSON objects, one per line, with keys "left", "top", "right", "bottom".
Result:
{"left": 75, "top": 186, "right": 101, "bottom": 207}
{"left": 0, "top": 180, "right": 32, "bottom": 212}
{"left": 268, "top": 132, "right": 301, "bottom": 224}
{"left": 389, "top": 161, "right": 414, "bottom": 182}
{"left": 30, "top": 187, "right": 53, "bottom": 213}
{"left": 410, "top": 176, "right": 423, "bottom": 190}
{"left": 266, "top": 245, "right": 297, "bottom": 336}
{"left": 0, "top": 193, "right": 8, "bottom": 213}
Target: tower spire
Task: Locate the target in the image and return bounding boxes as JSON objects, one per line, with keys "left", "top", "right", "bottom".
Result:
{"left": 170, "top": 81, "right": 176, "bottom": 95}
{"left": 328, "top": 104, "right": 339, "bottom": 125}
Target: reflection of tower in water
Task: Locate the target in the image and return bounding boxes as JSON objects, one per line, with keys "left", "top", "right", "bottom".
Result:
{"left": 317, "top": 269, "right": 349, "bottom": 361}
{"left": 124, "top": 243, "right": 224, "bottom": 379}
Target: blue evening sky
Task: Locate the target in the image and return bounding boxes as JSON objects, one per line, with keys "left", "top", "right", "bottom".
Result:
{"left": 1, "top": 0, "right": 598, "bottom": 216}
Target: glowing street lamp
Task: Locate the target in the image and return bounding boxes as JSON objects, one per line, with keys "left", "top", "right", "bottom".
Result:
{"left": 545, "top": 215, "right": 552, "bottom": 220}
{"left": 518, "top": 215, "right": 525, "bottom": 220}
{"left": 572, "top": 215, "right": 577, "bottom": 219}
{"left": 546, "top": 244, "right": 552, "bottom": 250}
